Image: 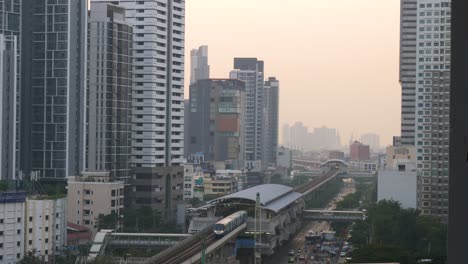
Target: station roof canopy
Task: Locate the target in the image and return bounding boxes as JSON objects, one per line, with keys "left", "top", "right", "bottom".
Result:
{"left": 209, "top": 184, "right": 303, "bottom": 213}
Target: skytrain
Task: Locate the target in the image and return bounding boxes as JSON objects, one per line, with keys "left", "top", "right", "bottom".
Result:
{"left": 213, "top": 211, "right": 247, "bottom": 238}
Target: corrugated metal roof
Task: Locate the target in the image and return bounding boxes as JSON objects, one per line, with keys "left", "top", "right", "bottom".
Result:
{"left": 263, "top": 191, "right": 303, "bottom": 213}
{"left": 209, "top": 184, "right": 302, "bottom": 213}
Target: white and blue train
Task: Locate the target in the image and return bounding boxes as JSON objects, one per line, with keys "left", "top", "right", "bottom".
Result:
{"left": 213, "top": 210, "right": 247, "bottom": 238}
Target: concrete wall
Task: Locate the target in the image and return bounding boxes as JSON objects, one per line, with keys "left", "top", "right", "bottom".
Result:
{"left": 67, "top": 176, "right": 124, "bottom": 236}
{"left": 378, "top": 170, "right": 417, "bottom": 208}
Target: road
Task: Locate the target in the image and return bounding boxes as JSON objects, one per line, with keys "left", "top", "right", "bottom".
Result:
{"left": 265, "top": 180, "right": 355, "bottom": 264}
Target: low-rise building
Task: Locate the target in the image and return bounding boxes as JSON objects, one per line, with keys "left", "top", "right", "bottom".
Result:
{"left": 277, "top": 146, "right": 292, "bottom": 169}
{"left": 378, "top": 162, "right": 418, "bottom": 209}
{"left": 183, "top": 164, "right": 205, "bottom": 201}
{"left": 67, "top": 172, "right": 124, "bottom": 236}
{"left": 349, "top": 161, "right": 378, "bottom": 172}
{"left": 67, "top": 222, "right": 92, "bottom": 248}
{"left": 0, "top": 192, "right": 27, "bottom": 263}
{"left": 25, "top": 197, "right": 67, "bottom": 260}
{"left": 204, "top": 173, "right": 238, "bottom": 197}
{"left": 0, "top": 191, "right": 67, "bottom": 262}
{"left": 350, "top": 141, "right": 370, "bottom": 161}
{"left": 378, "top": 148, "right": 418, "bottom": 209}
{"left": 385, "top": 145, "right": 416, "bottom": 169}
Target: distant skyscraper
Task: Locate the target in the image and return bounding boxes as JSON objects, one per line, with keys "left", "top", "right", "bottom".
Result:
{"left": 0, "top": 34, "right": 18, "bottom": 180}
{"left": 87, "top": 3, "right": 133, "bottom": 180}
{"left": 281, "top": 124, "right": 290, "bottom": 147}
{"left": 190, "top": 45, "right": 209, "bottom": 84}
{"left": 187, "top": 79, "right": 245, "bottom": 169}
{"left": 93, "top": 0, "right": 186, "bottom": 219}
{"left": 289, "top": 122, "right": 308, "bottom": 151}
{"left": 400, "top": 0, "right": 418, "bottom": 146}
{"left": 414, "top": 0, "right": 451, "bottom": 218}
{"left": 184, "top": 99, "right": 190, "bottom": 158}
{"left": 312, "top": 127, "right": 341, "bottom": 150}
{"left": 264, "top": 77, "right": 279, "bottom": 166}
{"left": 230, "top": 58, "right": 265, "bottom": 168}
{"left": 20, "top": 0, "right": 88, "bottom": 179}
{"left": 360, "top": 133, "right": 380, "bottom": 152}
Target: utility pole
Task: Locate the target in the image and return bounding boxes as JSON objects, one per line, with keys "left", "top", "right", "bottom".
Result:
{"left": 254, "top": 192, "right": 261, "bottom": 264}
{"left": 201, "top": 237, "right": 206, "bottom": 264}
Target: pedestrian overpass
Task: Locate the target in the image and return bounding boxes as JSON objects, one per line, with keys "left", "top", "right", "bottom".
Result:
{"left": 302, "top": 209, "right": 365, "bottom": 222}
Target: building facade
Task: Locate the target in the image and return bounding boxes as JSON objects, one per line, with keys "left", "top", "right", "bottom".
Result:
{"left": 400, "top": 0, "right": 418, "bottom": 146}
{"left": 281, "top": 124, "right": 290, "bottom": 147}
{"left": 187, "top": 79, "right": 245, "bottom": 169}
{"left": 0, "top": 0, "right": 21, "bottom": 181}
{"left": 230, "top": 58, "right": 264, "bottom": 169}
{"left": 0, "top": 192, "right": 27, "bottom": 263}
{"left": 289, "top": 122, "right": 308, "bottom": 151}
{"left": 20, "top": 0, "right": 88, "bottom": 179}
{"left": 414, "top": 0, "right": 451, "bottom": 218}
{"left": 360, "top": 133, "right": 381, "bottom": 152}
{"left": 67, "top": 172, "right": 125, "bottom": 235}
{"left": 349, "top": 141, "right": 370, "bottom": 161}
{"left": 263, "top": 77, "right": 279, "bottom": 167}
{"left": 385, "top": 145, "right": 416, "bottom": 169}
{"left": 190, "top": 45, "right": 209, "bottom": 84}
{"left": 311, "top": 127, "right": 341, "bottom": 150}
{"left": 87, "top": 3, "right": 133, "bottom": 180}
{"left": 183, "top": 164, "right": 204, "bottom": 201}
{"left": 0, "top": 35, "right": 17, "bottom": 180}
{"left": 25, "top": 197, "right": 67, "bottom": 261}
{"left": 93, "top": 0, "right": 186, "bottom": 220}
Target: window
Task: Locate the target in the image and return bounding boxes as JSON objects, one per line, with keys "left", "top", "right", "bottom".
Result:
{"left": 29, "top": 216, "right": 33, "bottom": 221}
{"left": 17, "top": 217, "right": 21, "bottom": 222}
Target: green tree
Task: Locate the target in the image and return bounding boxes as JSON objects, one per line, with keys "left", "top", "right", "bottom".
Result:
{"left": 122, "top": 207, "right": 161, "bottom": 232}
{"left": 349, "top": 244, "right": 416, "bottom": 264}
{"left": 95, "top": 212, "right": 119, "bottom": 230}
{"left": 0, "top": 180, "right": 8, "bottom": 191}
{"left": 19, "top": 249, "right": 47, "bottom": 264}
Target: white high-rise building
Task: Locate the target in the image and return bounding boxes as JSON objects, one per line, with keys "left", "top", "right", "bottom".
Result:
{"left": 190, "top": 45, "right": 209, "bottom": 84}
{"left": 400, "top": 0, "right": 418, "bottom": 146}
{"left": 414, "top": 0, "right": 451, "bottom": 218}
{"left": 230, "top": 58, "right": 265, "bottom": 170}
{"left": 92, "top": 0, "right": 186, "bottom": 219}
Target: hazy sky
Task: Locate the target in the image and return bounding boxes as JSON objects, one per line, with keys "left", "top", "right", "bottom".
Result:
{"left": 185, "top": 0, "right": 401, "bottom": 146}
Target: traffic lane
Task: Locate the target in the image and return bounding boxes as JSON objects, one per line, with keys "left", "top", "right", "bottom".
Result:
{"left": 269, "top": 221, "right": 326, "bottom": 263}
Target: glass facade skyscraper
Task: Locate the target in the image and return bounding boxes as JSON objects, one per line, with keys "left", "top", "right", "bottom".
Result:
{"left": 20, "top": 0, "right": 87, "bottom": 179}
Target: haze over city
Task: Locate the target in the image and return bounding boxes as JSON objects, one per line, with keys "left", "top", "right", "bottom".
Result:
{"left": 186, "top": 0, "right": 401, "bottom": 145}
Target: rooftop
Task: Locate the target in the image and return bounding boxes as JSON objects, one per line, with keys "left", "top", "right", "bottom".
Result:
{"left": 209, "top": 184, "right": 302, "bottom": 213}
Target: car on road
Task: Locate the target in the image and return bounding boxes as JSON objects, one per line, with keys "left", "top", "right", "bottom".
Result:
{"left": 288, "top": 249, "right": 295, "bottom": 256}
{"left": 340, "top": 251, "right": 347, "bottom": 257}
{"left": 299, "top": 255, "right": 305, "bottom": 261}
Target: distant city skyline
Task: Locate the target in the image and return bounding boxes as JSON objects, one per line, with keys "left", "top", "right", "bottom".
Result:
{"left": 185, "top": 0, "right": 400, "bottom": 146}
